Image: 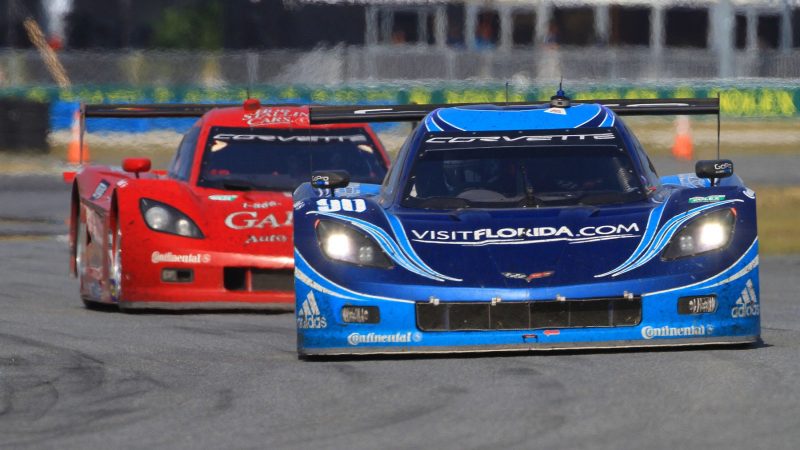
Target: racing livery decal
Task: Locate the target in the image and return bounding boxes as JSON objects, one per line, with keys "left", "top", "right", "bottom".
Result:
{"left": 731, "top": 279, "right": 760, "bottom": 318}
{"left": 641, "top": 324, "right": 712, "bottom": 339}
{"left": 596, "top": 200, "right": 743, "bottom": 278}
{"left": 297, "top": 291, "right": 327, "bottom": 329}
{"left": 410, "top": 224, "right": 640, "bottom": 246}
{"left": 243, "top": 107, "right": 309, "bottom": 127}
{"left": 90, "top": 180, "right": 110, "bottom": 200}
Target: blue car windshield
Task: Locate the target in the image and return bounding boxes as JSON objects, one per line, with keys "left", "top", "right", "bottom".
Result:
{"left": 198, "top": 127, "right": 387, "bottom": 191}
{"left": 402, "top": 130, "right": 646, "bottom": 209}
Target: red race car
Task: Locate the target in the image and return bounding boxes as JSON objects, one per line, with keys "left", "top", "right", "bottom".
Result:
{"left": 67, "top": 100, "right": 390, "bottom": 311}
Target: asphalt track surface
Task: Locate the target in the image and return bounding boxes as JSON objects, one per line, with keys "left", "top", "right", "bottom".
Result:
{"left": 2, "top": 175, "right": 800, "bottom": 450}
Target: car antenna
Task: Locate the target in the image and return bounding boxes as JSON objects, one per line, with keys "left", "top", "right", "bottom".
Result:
{"left": 505, "top": 81, "right": 509, "bottom": 106}
{"left": 716, "top": 92, "right": 721, "bottom": 160}
{"left": 549, "top": 77, "right": 570, "bottom": 108}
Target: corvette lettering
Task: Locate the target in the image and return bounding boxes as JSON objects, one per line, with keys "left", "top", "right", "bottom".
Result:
{"left": 213, "top": 133, "right": 367, "bottom": 143}
{"left": 151, "top": 252, "right": 211, "bottom": 264}
{"left": 425, "top": 133, "right": 615, "bottom": 144}
{"left": 225, "top": 211, "right": 293, "bottom": 229}
{"left": 411, "top": 224, "right": 639, "bottom": 245}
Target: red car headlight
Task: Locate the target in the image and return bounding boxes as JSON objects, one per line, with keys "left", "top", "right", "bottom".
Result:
{"left": 140, "top": 198, "right": 204, "bottom": 238}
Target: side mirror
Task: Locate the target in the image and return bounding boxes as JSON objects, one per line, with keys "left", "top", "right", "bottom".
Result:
{"left": 311, "top": 170, "right": 350, "bottom": 190}
{"left": 695, "top": 159, "right": 733, "bottom": 186}
{"left": 122, "top": 158, "right": 152, "bottom": 178}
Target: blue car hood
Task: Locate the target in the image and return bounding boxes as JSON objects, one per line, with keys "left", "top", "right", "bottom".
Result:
{"left": 387, "top": 203, "right": 654, "bottom": 288}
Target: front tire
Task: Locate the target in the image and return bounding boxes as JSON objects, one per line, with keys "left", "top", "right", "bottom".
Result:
{"left": 78, "top": 207, "right": 113, "bottom": 311}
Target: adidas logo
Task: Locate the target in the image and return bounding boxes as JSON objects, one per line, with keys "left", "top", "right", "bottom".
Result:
{"left": 297, "top": 291, "right": 327, "bottom": 329}
{"left": 731, "top": 279, "right": 760, "bottom": 318}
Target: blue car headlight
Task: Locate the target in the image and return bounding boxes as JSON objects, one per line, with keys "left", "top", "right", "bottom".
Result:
{"left": 315, "top": 219, "right": 392, "bottom": 268}
{"left": 662, "top": 208, "right": 735, "bottom": 260}
{"left": 140, "top": 198, "right": 203, "bottom": 238}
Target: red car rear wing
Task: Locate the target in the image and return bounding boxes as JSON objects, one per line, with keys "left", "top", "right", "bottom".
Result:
{"left": 73, "top": 101, "right": 304, "bottom": 166}
{"left": 72, "top": 103, "right": 243, "bottom": 167}
{"left": 308, "top": 98, "right": 720, "bottom": 124}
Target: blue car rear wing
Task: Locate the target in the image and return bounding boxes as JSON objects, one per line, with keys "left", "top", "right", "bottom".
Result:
{"left": 309, "top": 98, "right": 719, "bottom": 124}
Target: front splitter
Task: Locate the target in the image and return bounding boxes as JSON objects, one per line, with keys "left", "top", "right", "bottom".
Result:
{"left": 300, "top": 335, "right": 759, "bottom": 356}
{"left": 120, "top": 300, "right": 294, "bottom": 311}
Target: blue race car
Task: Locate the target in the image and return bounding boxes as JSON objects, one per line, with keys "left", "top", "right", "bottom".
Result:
{"left": 293, "top": 95, "right": 759, "bottom": 356}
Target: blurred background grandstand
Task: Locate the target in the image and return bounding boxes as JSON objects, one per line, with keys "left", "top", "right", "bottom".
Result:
{"left": 2, "top": 0, "right": 800, "bottom": 85}
{"left": 0, "top": 1, "right": 796, "bottom": 170}
{"left": 0, "top": 0, "right": 797, "bottom": 252}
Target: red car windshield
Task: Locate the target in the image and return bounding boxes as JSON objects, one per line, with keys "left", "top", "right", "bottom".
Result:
{"left": 198, "top": 127, "right": 388, "bottom": 191}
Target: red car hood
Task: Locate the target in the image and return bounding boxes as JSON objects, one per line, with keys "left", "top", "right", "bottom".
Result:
{"left": 193, "top": 188, "right": 295, "bottom": 256}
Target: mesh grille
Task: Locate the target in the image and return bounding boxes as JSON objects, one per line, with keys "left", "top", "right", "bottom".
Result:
{"left": 416, "top": 297, "right": 641, "bottom": 331}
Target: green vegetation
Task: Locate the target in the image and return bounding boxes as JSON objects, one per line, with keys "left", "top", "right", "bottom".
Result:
{"left": 152, "top": 1, "right": 223, "bottom": 50}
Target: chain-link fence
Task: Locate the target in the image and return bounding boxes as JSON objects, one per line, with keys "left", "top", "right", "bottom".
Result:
{"left": 2, "top": 46, "right": 800, "bottom": 87}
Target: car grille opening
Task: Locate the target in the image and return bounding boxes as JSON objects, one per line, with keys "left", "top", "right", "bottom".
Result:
{"left": 224, "top": 267, "right": 293, "bottom": 292}
{"left": 416, "top": 297, "right": 642, "bottom": 331}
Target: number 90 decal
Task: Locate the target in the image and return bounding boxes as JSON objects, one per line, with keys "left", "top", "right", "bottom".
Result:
{"left": 316, "top": 198, "right": 367, "bottom": 213}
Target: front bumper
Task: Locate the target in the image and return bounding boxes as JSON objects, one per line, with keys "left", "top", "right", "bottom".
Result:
{"left": 120, "top": 246, "right": 294, "bottom": 310}
{"left": 295, "top": 266, "right": 761, "bottom": 356}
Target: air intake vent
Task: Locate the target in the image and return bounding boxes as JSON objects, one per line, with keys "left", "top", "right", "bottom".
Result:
{"left": 224, "top": 268, "right": 293, "bottom": 292}
{"left": 416, "top": 297, "right": 641, "bottom": 331}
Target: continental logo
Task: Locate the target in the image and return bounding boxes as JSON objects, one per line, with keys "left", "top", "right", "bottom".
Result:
{"left": 347, "top": 332, "right": 423, "bottom": 346}
{"left": 641, "top": 325, "right": 712, "bottom": 339}
{"left": 151, "top": 252, "right": 211, "bottom": 264}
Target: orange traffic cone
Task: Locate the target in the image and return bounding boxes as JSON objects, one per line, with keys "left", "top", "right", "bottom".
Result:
{"left": 671, "top": 115, "right": 693, "bottom": 161}
{"left": 66, "top": 109, "right": 89, "bottom": 164}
